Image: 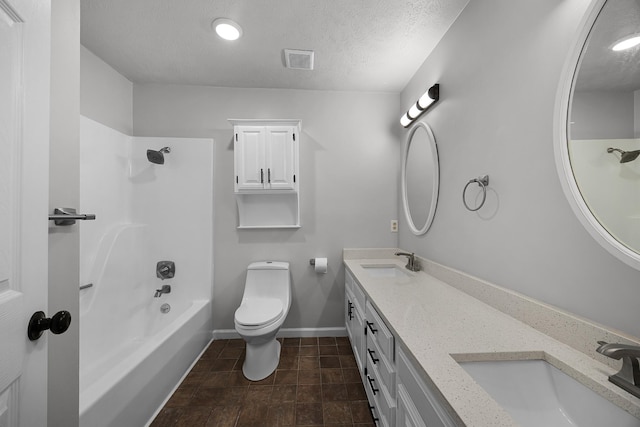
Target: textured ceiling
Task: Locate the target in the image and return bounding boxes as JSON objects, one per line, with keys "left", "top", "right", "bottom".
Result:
{"left": 80, "top": 0, "right": 469, "bottom": 92}
{"left": 575, "top": 0, "right": 640, "bottom": 92}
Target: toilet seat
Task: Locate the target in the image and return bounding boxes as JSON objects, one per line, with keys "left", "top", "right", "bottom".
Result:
{"left": 235, "top": 298, "right": 283, "bottom": 327}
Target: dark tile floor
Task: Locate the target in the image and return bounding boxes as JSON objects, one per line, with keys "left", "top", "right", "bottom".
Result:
{"left": 151, "top": 337, "right": 376, "bottom": 426}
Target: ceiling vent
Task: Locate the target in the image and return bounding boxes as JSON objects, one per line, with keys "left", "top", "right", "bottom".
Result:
{"left": 284, "top": 49, "right": 315, "bottom": 71}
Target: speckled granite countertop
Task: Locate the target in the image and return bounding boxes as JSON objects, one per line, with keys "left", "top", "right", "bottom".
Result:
{"left": 344, "top": 257, "right": 640, "bottom": 427}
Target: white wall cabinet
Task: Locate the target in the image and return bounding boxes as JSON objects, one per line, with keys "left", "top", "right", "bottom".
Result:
{"left": 230, "top": 119, "right": 300, "bottom": 228}
{"left": 234, "top": 125, "right": 298, "bottom": 191}
{"left": 345, "top": 268, "right": 457, "bottom": 427}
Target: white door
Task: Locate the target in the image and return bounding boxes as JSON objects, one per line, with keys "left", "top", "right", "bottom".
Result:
{"left": 0, "top": 0, "right": 51, "bottom": 426}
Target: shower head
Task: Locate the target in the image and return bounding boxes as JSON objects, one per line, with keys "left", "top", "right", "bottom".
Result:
{"left": 146, "top": 147, "right": 171, "bottom": 165}
{"left": 607, "top": 147, "right": 640, "bottom": 164}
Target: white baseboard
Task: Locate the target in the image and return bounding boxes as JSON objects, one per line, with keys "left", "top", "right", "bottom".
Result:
{"left": 212, "top": 327, "right": 347, "bottom": 340}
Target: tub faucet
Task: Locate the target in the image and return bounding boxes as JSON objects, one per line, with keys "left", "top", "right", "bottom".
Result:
{"left": 395, "top": 252, "right": 420, "bottom": 272}
{"left": 154, "top": 284, "right": 171, "bottom": 298}
{"left": 596, "top": 340, "right": 640, "bottom": 399}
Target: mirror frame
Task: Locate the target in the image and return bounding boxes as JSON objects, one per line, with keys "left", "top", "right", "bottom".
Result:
{"left": 553, "top": 0, "right": 640, "bottom": 270}
{"left": 401, "top": 121, "right": 439, "bottom": 235}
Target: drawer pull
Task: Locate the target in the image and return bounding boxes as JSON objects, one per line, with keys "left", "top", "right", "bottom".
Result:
{"left": 348, "top": 301, "right": 354, "bottom": 320}
{"left": 368, "top": 404, "right": 380, "bottom": 423}
{"left": 367, "top": 375, "right": 379, "bottom": 395}
{"left": 366, "top": 321, "right": 378, "bottom": 335}
{"left": 367, "top": 348, "right": 379, "bottom": 364}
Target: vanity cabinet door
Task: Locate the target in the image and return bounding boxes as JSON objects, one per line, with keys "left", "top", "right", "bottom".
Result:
{"left": 397, "top": 384, "right": 426, "bottom": 427}
{"left": 396, "top": 348, "right": 456, "bottom": 427}
{"left": 345, "top": 270, "right": 366, "bottom": 377}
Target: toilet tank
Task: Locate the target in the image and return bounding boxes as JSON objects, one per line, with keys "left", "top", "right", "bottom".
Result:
{"left": 244, "top": 261, "right": 291, "bottom": 301}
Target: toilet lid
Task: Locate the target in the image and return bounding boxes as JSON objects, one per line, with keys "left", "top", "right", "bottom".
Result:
{"left": 235, "top": 298, "right": 283, "bottom": 326}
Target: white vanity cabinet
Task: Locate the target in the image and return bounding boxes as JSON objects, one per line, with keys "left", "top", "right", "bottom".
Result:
{"left": 234, "top": 124, "right": 298, "bottom": 192}
{"left": 345, "top": 266, "right": 456, "bottom": 427}
{"left": 396, "top": 348, "right": 457, "bottom": 427}
{"left": 230, "top": 119, "right": 301, "bottom": 229}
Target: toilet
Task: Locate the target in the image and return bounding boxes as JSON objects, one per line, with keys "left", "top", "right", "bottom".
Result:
{"left": 234, "top": 261, "right": 292, "bottom": 381}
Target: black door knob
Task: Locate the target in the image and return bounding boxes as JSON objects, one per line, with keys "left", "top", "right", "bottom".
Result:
{"left": 28, "top": 310, "right": 72, "bottom": 341}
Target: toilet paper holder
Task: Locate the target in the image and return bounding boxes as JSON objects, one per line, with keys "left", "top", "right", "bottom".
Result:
{"left": 309, "top": 258, "right": 316, "bottom": 266}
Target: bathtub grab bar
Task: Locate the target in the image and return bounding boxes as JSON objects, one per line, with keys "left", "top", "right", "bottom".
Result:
{"left": 80, "top": 283, "right": 93, "bottom": 291}
{"left": 49, "top": 207, "right": 96, "bottom": 226}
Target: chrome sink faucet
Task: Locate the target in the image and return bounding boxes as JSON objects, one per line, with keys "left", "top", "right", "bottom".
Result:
{"left": 596, "top": 340, "right": 640, "bottom": 398}
{"left": 154, "top": 284, "right": 171, "bottom": 298}
{"left": 395, "top": 251, "right": 420, "bottom": 272}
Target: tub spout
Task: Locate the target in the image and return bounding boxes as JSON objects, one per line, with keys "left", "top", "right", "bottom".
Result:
{"left": 154, "top": 284, "right": 171, "bottom": 298}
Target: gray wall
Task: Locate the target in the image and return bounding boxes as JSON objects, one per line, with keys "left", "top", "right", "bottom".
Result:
{"left": 399, "top": 0, "right": 640, "bottom": 338}
{"left": 571, "top": 90, "right": 634, "bottom": 139}
{"left": 133, "top": 84, "right": 400, "bottom": 331}
{"left": 80, "top": 46, "right": 133, "bottom": 134}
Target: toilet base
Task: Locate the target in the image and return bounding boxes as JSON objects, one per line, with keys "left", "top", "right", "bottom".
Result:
{"left": 242, "top": 338, "right": 281, "bottom": 381}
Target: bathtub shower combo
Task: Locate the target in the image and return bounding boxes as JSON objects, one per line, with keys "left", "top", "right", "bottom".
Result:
{"left": 78, "top": 117, "right": 214, "bottom": 427}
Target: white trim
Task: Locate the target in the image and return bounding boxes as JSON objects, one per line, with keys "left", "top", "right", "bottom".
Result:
{"left": 212, "top": 327, "right": 347, "bottom": 340}
{"left": 552, "top": 0, "right": 640, "bottom": 270}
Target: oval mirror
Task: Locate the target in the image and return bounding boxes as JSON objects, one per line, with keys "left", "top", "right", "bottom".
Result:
{"left": 401, "top": 121, "right": 439, "bottom": 235}
{"left": 555, "top": 0, "right": 640, "bottom": 269}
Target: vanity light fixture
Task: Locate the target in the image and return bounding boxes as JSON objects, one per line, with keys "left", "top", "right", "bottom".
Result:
{"left": 611, "top": 34, "right": 640, "bottom": 51}
{"left": 400, "top": 84, "right": 440, "bottom": 128}
{"left": 212, "top": 18, "right": 243, "bottom": 41}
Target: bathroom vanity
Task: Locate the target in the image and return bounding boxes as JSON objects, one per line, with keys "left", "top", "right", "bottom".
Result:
{"left": 344, "top": 249, "right": 640, "bottom": 427}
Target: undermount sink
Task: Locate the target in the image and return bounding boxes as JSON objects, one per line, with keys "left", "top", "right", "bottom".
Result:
{"left": 361, "top": 264, "right": 409, "bottom": 278}
{"left": 460, "top": 359, "right": 640, "bottom": 427}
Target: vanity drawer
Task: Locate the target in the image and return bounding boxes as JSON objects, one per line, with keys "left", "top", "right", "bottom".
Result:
{"left": 365, "top": 368, "right": 395, "bottom": 427}
{"left": 367, "top": 331, "right": 396, "bottom": 398}
{"left": 365, "top": 301, "right": 395, "bottom": 363}
{"left": 346, "top": 269, "right": 366, "bottom": 312}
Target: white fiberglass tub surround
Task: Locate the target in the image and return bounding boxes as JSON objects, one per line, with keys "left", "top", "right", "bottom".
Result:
{"left": 79, "top": 117, "right": 214, "bottom": 427}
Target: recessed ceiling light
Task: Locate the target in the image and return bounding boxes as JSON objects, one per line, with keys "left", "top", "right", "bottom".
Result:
{"left": 212, "top": 18, "right": 242, "bottom": 41}
{"left": 611, "top": 35, "right": 640, "bottom": 51}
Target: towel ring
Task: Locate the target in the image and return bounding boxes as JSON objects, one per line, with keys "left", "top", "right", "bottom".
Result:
{"left": 463, "top": 175, "right": 489, "bottom": 211}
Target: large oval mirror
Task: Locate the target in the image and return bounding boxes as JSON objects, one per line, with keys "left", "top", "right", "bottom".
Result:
{"left": 555, "top": 0, "right": 640, "bottom": 269}
{"left": 401, "top": 121, "right": 439, "bottom": 235}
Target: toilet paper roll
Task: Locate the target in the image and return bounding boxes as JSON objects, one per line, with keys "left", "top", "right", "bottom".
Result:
{"left": 314, "top": 258, "right": 328, "bottom": 274}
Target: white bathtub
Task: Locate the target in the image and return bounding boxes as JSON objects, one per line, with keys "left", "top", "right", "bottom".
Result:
{"left": 79, "top": 224, "right": 211, "bottom": 427}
